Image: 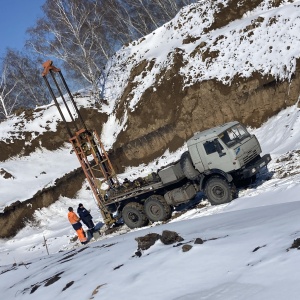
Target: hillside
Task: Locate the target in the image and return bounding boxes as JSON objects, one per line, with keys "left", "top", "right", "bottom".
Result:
{"left": 104, "top": 0, "right": 300, "bottom": 163}
{"left": 1, "top": 0, "right": 300, "bottom": 237}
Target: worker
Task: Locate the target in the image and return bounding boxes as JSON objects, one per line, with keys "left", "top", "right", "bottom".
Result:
{"left": 77, "top": 203, "right": 95, "bottom": 232}
{"left": 68, "top": 207, "right": 88, "bottom": 245}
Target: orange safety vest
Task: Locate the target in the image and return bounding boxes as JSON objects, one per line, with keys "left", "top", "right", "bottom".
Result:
{"left": 68, "top": 211, "right": 80, "bottom": 224}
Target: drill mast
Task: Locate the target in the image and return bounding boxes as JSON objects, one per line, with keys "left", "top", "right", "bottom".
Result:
{"left": 42, "top": 60, "right": 119, "bottom": 226}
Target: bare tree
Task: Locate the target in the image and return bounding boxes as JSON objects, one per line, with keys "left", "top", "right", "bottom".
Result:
{"left": 27, "top": 0, "right": 115, "bottom": 99}
{"left": 26, "top": 0, "right": 196, "bottom": 99}
{"left": 0, "top": 61, "right": 21, "bottom": 119}
{"left": 109, "top": 0, "right": 196, "bottom": 38}
{"left": 2, "top": 49, "right": 50, "bottom": 108}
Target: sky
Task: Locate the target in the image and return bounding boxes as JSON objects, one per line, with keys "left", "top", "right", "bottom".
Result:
{"left": 0, "top": 0, "right": 45, "bottom": 58}
{"left": 2, "top": 1, "right": 300, "bottom": 299}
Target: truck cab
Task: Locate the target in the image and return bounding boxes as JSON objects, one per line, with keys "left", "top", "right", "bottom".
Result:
{"left": 187, "top": 121, "right": 271, "bottom": 180}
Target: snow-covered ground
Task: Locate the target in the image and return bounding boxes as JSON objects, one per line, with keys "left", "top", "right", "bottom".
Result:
{"left": 1, "top": 104, "right": 300, "bottom": 299}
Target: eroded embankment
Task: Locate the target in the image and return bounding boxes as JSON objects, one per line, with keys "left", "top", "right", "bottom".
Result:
{"left": 0, "top": 168, "right": 85, "bottom": 238}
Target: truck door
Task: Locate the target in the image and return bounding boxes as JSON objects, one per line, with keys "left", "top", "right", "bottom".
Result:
{"left": 198, "top": 138, "right": 234, "bottom": 173}
{"left": 189, "top": 144, "right": 205, "bottom": 173}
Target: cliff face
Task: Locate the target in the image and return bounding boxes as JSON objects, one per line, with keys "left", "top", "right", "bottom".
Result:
{"left": 1, "top": 0, "right": 300, "bottom": 237}
{"left": 111, "top": 65, "right": 300, "bottom": 171}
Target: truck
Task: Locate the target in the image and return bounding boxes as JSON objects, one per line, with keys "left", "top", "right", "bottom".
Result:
{"left": 104, "top": 121, "right": 271, "bottom": 228}
{"left": 41, "top": 61, "right": 271, "bottom": 230}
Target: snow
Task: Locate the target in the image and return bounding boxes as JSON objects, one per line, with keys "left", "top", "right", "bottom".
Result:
{"left": 252, "top": 100, "right": 300, "bottom": 156}
{"left": 2, "top": 157, "right": 300, "bottom": 299}
{"left": 1, "top": 1, "right": 300, "bottom": 299}
{"left": 101, "top": 112, "right": 128, "bottom": 150}
{"left": 0, "top": 145, "right": 79, "bottom": 211}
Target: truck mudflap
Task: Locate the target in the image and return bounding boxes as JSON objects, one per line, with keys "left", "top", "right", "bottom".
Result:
{"left": 242, "top": 154, "right": 271, "bottom": 178}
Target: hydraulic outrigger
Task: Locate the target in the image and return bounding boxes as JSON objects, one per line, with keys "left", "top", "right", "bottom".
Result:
{"left": 42, "top": 60, "right": 119, "bottom": 226}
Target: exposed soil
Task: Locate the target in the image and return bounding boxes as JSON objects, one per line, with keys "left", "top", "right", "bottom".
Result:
{"left": 111, "top": 61, "right": 300, "bottom": 166}
{"left": 0, "top": 107, "right": 108, "bottom": 162}
{"left": 210, "top": 0, "right": 264, "bottom": 33}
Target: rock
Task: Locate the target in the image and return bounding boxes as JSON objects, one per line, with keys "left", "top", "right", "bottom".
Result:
{"left": 0, "top": 168, "right": 15, "bottom": 179}
{"left": 290, "top": 238, "right": 300, "bottom": 249}
{"left": 182, "top": 244, "right": 193, "bottom": 252}
{"left": 135, "top": 233, "right": 161, "bottom": 250}
{"left": 160, "top": 230, "right": 184, "bottom": 245}
{"left": 194, "top": 238, "right": 204, "bottom": 244}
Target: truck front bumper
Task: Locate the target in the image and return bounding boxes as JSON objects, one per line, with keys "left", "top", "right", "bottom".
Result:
{"left": 242, "top": 154, "right": 271, "bottom": 178}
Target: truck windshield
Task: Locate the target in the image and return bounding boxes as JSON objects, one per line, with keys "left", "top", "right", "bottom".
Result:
{"left": 219, "top": 124, "right": 250, "bottom": 147}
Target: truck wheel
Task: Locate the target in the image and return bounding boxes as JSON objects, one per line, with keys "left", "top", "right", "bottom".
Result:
{"left": 144, "top": 195, "right": 172, "bottom": 222}
{"left": 180, "top": 151, "right": 200, "bottom": 180}
{"left": 122, "top": 202, "right": 149, "bottom": 229}
{"left": 205, "top": 177, "right": 234, "bottom": 205}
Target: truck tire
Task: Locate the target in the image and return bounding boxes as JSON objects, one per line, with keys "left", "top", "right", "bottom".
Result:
{"left": 122, "top": 202, "right": 149, "bottom": 229}
{"left": 205, "top": 177, "right": 235, "bottom": 205}
{"left": 144, "top": 195, "right": 172, "bottom": 222}
{"left": 180, "top": 151, "right": 200, "bottom": 180}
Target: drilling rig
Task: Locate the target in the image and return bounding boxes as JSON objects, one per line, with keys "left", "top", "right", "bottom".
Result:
{"left": 42, "top": 60, "right": 119, "bottom": 226}
{"left": 41, "top": 61, "right": 271, "bottom": 231}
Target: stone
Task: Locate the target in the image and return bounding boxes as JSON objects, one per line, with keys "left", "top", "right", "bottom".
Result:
{"left": 160, "top": 230, "right": 184, "bottom": 245}
{"left": 182, "top": 244, "right": 193, "bottom": 252}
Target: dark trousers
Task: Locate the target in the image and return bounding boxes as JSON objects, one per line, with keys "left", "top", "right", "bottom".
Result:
{"left": 83, "top": 219, "right": 95, "bottom": 230}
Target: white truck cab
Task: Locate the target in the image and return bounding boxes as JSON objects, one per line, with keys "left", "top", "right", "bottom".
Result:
{"left": 187, "top": 121, "right": 270, "bottom": 180}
